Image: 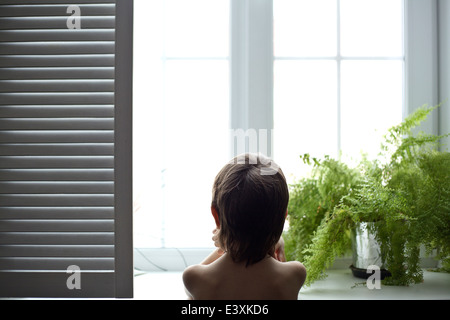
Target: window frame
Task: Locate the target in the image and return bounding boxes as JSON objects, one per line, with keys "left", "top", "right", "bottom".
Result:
{"left": 114, "top": 0, "right": 134, "bottom": 298}
{"left": 135, "top": 0, "right": 443, "bottom": 271}
{"left": 229, "top": 0, "right": 274, "bottom": 157}
{"left": 404, "top": 0, "right": 439, "bottom": 135}
{"left": 230, "top": 0, "right": 441, "bottom": 157}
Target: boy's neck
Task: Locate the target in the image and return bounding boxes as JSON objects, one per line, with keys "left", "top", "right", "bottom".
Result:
{"left": 221, "top": 252, "right": 273, "bottom": 267}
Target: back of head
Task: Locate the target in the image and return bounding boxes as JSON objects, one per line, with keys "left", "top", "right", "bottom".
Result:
{"left": 211, "top": 153, "right": 289, "bottom": 266}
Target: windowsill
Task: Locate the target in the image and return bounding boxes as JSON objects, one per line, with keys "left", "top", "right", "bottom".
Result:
{"left": 133, "top": 247, "right": 442, "bottom": 272}
{"left": 133, "top": 247, "right": 449, "bottom": 299}
{"left": 299, "top": 268, "right": 450, "bottom": 300}
{"left": 133, "top": 268, "right": 450, "bottom": 300}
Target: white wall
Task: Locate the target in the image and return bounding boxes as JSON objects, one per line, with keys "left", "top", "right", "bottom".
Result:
{"left": 439, "top": 0, "right": 450, "bottom": 151}
{"left": 406, "top": 0, "right": 449, "bottom": 150}
{"left": 405, "top": 1, "right": 438, "bottom": 135}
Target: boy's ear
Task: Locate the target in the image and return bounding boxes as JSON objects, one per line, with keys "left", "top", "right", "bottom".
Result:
{"left": 211, "top": 206, "right": 220, "bottom": 228}
{"left": 285, "top": 209, "right": 288, "bottom": 219}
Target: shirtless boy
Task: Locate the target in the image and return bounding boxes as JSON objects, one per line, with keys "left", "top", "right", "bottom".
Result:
{"left": 183, "top": 153, "right": 306, "bottom": 300}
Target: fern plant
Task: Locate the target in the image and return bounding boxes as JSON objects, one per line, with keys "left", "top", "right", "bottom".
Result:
{"left": 284, "top": 154, "right": 361, "bottom": 262}
{"left": 286, "top": 104, "right": 450, "bottom": 286}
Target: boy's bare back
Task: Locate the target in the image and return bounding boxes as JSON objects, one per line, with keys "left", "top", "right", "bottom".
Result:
{"left": 183, "top": 250, "right": 306, "bottom": 300}
{"left": 183, "top": 154, "right": 307, "bottom": 300}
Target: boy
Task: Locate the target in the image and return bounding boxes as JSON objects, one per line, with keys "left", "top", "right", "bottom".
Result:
{"left": 182, "top": 153, "right": 306, "bottom": 300}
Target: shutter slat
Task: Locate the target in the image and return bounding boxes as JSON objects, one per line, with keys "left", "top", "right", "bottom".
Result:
{"left": 0, "top": 118, "right": 113, "bottom": 129}
{"left": 0, "top": 93, "right": 114, "bottom": 104}
{"left": 0, "top": 17, "right": 115, "bottom": 29}
{"left": 0, "top": 257, "right": 114, "bottom": 270}
{"left": 0, "top": 105, "right": 114, "bottom": 118}
{"left": 0, "top": 4, "right": 115, "bottom": 17}
{"left": 0, "top": 55, "right": 115, "bottom": 67}
{"left": 0, "top": 29, "right": 115, "bottom": 41}
{"left": 0, "top": 207, "right": 114, "bottom": 219}
{"left": 0, "top": 0, "right": 114, "bottom": 4}
{"left": 0, "top": 131, "right": 114, "bottom": 143}
{"left": 0, "top": 144, "right": 114, "bottom": 156}
{"left": 0, "top": 41, "right": 115, "bottom": 54}
{"left": 0, "top": 245, "right": 114, "bottom": 257}
{"left": 0, "top": 67, "right": 115, "bottom": 79}
{"left": 0, "top": 80, "right": 114, "bottom": 92}
{"left": 0, "top": 169, "right": 113, "bottom": 180}
{"left": 0, "top": 156, "right": 114, "bottom": 168}
{"left": 0, "top": 181, "right": 114, "bottom": 194}
{"left": 0, "top": 194, "right": 114, "bottom": 206}
{"left": 0, "top": 220, "right": 114, "bottom": 232}
{"left": 0, "top": 272, "right": 115, "bottom": 298}
{"left": 0, "top": 232, "right": 114, "bottom": 244}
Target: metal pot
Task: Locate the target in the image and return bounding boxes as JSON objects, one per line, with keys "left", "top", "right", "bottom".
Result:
{"left": 352, "top": 222, "right": 385, "bottom": 269}
{"left": 350, "top": 222, "right": 391, "bottom": 279}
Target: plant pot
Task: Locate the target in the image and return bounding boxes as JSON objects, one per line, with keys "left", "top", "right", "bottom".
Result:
{"left": 350, "top": 222, "right": 391, "bottom": 279}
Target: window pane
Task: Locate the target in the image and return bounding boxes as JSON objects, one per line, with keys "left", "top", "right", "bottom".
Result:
{"left": 165, "top": 0, "right": 230, "bottom": 57}
{"left": 274, "top": 60, "right": 337, "bottom": 182}
{"left": 133, "top": 0, "right": 229, "bottom": 248}
{"left": 163, "top": 61, "right": 229, "bottom": 247}
{"left": 134, "top": 0, "right": 165, "bottom": 248}
{"left": 274, "top": 0, "right": 337, "bottom": 57}
{"left": 134, "top": 60, "right": 229, "bottom": 248}
{"left": 340, "top": 60, "right": 403, "bottom": 161}
{"left": 340, "top": 0, "right": 403, "bottom": 57}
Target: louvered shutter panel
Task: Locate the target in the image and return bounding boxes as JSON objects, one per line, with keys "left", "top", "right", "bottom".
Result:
{"left": 0, "top": 0, "right": 133, "bottom": 297}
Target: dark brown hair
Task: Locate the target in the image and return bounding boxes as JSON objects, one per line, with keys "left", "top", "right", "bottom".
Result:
{"left": 211, "top": 153, "right": 289, "bottom": 266}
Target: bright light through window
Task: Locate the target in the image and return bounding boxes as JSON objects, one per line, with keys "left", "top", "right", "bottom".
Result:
{"left": 274, "top": 0, "right": 337, "bottom": 57}
{"left": 274, "top": 60, "right": 337, "bottom": 181}
{"left": 133, "top": 0, "right": 404, "bottom": 249}
{"left": 274, "top": 0, "right": 404, "bottom": 182}
{"left": 133, "top": 0, "right": 230, "bottom": 248}
{"left": 340, "top": 0, "right": 403, "bottom": 57}
{"left": 340, "top": 60, "right": 403, "bottom": 161}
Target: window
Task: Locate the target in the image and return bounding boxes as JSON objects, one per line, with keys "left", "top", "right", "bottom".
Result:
{"left": 133, "top": 0, "right": 230, "bottom": 249}
{"left": 273, "top": 0, "right": 404, "bottom": 181}
{"left": 134, "top": 0, "right": 441, "bottom": 259}
{"left": 0, "top": 0, "right": 443, "bottom": 297}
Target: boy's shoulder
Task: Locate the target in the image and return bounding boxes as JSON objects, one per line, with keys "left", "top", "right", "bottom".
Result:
{"left": 182, "top": 263, "right": 219, "bottom": 299}
{"left": 183, "top": 258, "right": 306, "bottom": 300}
{"left": 280, "top": 260, "right": 307, "bottom": 282}
{"left": 271, "top": 260, "right": 307, "bottom": 297}
{"left": 182, "top": 263, "right": 204, "bottom": 278}
{"left": 281, "top": 260, "right": 306, "bottom": 272}
{"left": 183, "top": 258, "right": 306, "bottom": 282}
{"left": 182, "top": 263, "right": 204, "bottom": 286}
{"left": 182, "top": 264, "right": 212, "bottom": 286}
{"left": 269, "top": 259, "right": 306, "bottom": 279}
